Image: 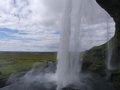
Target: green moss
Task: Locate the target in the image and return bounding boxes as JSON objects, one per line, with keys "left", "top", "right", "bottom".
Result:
{"left": 83, "top": 38, "right": 114, "bottom": 71}
{"left": 89, "top": 64, "right": 103, "bottom": 71}
{"left": 82, "top": 37, "right": 120, "bottom": 90}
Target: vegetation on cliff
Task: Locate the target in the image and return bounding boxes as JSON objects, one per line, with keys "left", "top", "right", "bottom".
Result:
{"left": 82, "top": 37, "right": 120, "bottom": 90}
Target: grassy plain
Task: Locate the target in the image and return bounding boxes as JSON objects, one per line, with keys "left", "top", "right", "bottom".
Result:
{"left": 0, "top": 52, "right": 57, "bottom": 80}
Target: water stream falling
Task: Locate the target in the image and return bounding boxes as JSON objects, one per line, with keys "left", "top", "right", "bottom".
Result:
{"left": 106, "top": 14, "right": 114, "bottom": 70}
{"left": 56, "top": 0, "right": 115, "bottom": 89}
{"left": 56, "top": 0, "right": 84, "bottom": 88}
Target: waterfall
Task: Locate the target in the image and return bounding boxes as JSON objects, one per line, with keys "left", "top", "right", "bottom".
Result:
{"left": 56, "top": 0, "right": 83, "bottom": 88}
{"left": 106, "top": 14, "right": 113, "bottom": 70}
{"left": 56, "top": 0, "right": 115, "bottom": 89}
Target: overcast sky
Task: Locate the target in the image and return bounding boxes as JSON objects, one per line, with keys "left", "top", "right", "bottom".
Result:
{"left": 0, "top": 0, "right": 115, "bottom": 52}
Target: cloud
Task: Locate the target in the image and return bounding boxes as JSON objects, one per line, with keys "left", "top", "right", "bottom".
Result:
{"left": 0, "top": 0, "right": 115, "bottom": 51}
{"left": 0, "top": 0, "right": 62, "bottom": 51}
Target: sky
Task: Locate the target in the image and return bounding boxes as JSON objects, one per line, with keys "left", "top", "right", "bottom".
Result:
{"left": 0, "top": 0, "right": 115, "bottom": 52}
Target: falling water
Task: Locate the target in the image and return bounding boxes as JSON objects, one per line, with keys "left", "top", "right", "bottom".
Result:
{"left": 56, "top": 0, "right": 115, "bottom": 89}
{"left": 56, "top": 0, "right": 84, "bottom": 88}
{"left": 106, "top": 15, "right": 114, "bottom": 70}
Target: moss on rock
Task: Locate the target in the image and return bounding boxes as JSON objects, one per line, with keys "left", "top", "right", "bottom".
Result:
{"left": 82, "top": 42, "right": 106, "bottom": 73}
{"left": 82, "top": 38, "right": 120, "bottom": 90}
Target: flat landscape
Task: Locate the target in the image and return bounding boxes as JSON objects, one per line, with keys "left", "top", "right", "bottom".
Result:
{"left": 0, "top": 51, "right": 57, "bottom": 80}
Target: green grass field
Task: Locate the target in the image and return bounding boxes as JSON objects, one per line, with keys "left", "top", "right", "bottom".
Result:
{"left": 0, "top": 52, "right": 57, "bottom": 80}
